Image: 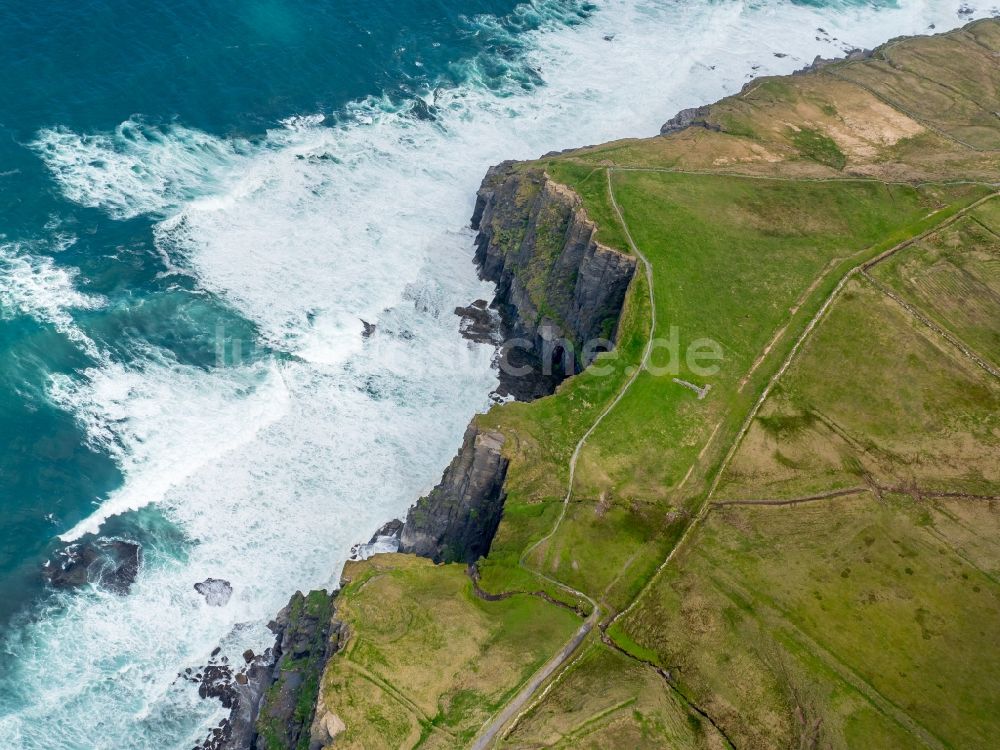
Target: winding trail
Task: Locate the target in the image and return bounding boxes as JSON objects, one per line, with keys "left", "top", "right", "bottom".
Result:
{"left": 468, "top": 168, "right": 657, "bottom": 749}
{"left": 516, "top": 170, "right": 658, "bottom": 569}
{"left": 469, "top": 170, "right": 997, "bottom": 748}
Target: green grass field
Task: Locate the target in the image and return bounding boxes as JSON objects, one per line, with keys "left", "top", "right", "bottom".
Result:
{"left": 314, "top": 555, "right": 581, "bottom": 749}
{"left": 870, "top": 198, "right": 1000, "bottom": 368}
{"left": 613, "top": 488, "right": 1000, "bottom": 750}
{"left": 495, "top": 167, "right": 989, "bottom": 611}
{"left": 497, "top": 641, "right": 726, "bottom": 749}
{"left": 614, "top": 268, "right": 1000, "bottom": 748}
{"left": 313, "top": 20, "right": 1000, "bottom": 749}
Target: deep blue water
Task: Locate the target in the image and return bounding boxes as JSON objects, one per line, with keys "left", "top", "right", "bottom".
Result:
{"left": 0, "top": 0, "right": 986, "bottom": 746}
{"left": 0, "top": 0, "right": 550, "bottom": 622}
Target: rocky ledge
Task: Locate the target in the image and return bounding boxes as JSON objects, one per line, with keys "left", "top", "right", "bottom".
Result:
{"left": 660, "top": 104, "right": 718, "bottom": 135}
{"left": 472, "top": 162, "right": 637, "bottom": 385}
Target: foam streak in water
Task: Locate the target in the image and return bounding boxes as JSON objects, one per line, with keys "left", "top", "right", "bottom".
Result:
{"left": 6, "top": 1, "right": 994, "bottom": 748}
{"left": 0, "top": 241, "right": 105, "bottom": 358}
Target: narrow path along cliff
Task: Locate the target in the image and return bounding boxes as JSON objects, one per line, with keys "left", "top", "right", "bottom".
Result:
{"left": 250, "top": 19, "right": 1000, "bottom": 749}
{"left": 469, "top": 167, "right": 658, "bottom": 749}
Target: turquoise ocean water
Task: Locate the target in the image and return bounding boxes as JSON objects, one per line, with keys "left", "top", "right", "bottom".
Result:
{"left": 0, "top": 1, "right": 989, "bottom": 746}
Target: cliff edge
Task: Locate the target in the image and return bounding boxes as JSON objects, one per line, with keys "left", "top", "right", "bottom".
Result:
{"left": 473, "top": 162, "right": 636, "bottom": 376}
{"left": 397, "top": 164, "right": 636, "bottom": 565}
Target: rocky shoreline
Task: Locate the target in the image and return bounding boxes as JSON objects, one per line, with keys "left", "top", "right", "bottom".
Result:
{"left": 189, "top": 161, "right": 639, "bottom": 749}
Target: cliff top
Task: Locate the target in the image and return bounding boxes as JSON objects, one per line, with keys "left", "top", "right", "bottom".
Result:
{"left": 312, "top": 18, "right": 1000, "bottom": 750}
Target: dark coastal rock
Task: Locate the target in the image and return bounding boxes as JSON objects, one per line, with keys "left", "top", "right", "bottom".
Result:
{"left": 199, "top": 664, "right": 237, "bottom": 708}
{"left": 195, "top": 578, "right": 233, "bottom": 607}
{"left": 659, "top": 104, "right": 718, "bottom": 135}
{"left": 254, "top": 590, "right": 342, "bottom": 750}
{"left": 399, "top": 424, "right": 509, "bottom": 564}
{"left": 472, "top": 162, "right": 636, "bottom": 397}
{"left": 195, "top": 590, "right": 340, "bottom": 750}
{"left": 794, "top": 47, "right": 874, "bottom": 75}
{"left": 397, "top": 162, "right": 638, "bottom": 565}
{"left": 191, "top": 644, "right": 277, "bottom": 750}
{"left": 455, "top": 299, "right": 502, "bottom": 345}
{"left": 42, "top": 538, "right": 141, "bottom": 595}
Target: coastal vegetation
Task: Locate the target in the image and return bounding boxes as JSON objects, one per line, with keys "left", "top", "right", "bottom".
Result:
{"left": 307, "top": 18, "right": 1000, "bottom": 749}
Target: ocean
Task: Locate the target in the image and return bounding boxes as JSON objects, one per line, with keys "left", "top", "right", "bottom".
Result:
{"left": 0, "top": 0, "right": 989, "bottom": 746}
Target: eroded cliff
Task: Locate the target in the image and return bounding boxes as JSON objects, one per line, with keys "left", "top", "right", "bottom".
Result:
{"left": 472, "top": 162, "right": 636, "bottom": 377}
{"left": 397, "top": 163, "right": 637, "bottom": 565}
{"left": 213, "top": 160, "right": 640, "bottom": 748}
{"left": 398, "top": 425, "right": 508, "bottom": 564}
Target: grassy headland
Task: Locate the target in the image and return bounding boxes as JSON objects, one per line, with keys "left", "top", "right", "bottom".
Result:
{"left": 313, "top": 18, "right": 1000, "bottom": 749}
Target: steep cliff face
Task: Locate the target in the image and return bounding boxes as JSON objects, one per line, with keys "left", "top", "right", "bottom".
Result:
{"left": 194, "top": 589, "right": 340, "bottom": 750}
{"left": 255, "top": 590, "right": 342, "bottom": 750}
{"left": 398, "top": 163, "right": 637, "bottom": 566}
{"left": 472, "top": 162, "right": 636, "bottom": 376}
{"left": 399, "top": 425, "right": 508, "bottom": 564}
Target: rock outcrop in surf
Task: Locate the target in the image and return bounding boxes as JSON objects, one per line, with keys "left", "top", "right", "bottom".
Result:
{"left": 42, "top": 538, "right": 141, "bottom": 595}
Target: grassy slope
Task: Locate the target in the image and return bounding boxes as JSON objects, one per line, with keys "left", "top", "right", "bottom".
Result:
{"left": 315, "top": 19, "right": 1000, "bottom": 749}
{"left": 616, "top": 279, "right": 1000, "bottom": 748}
{"left": 314, "top": 555, "right": 581, "bottom": 749}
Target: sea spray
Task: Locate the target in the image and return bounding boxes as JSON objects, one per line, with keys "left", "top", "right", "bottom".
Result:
{"left": 2, "top": 1, "right": 992, "bottom": 747}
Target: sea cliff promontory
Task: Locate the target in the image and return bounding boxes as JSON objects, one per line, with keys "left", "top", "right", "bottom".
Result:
{"left": 204, "top": 17, "right": 1000, "bottom": 749}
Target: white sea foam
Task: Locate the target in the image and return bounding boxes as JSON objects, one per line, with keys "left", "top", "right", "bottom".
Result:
{"left": 7, "top": 1, "right": 993, "bottom": 747}
{"left": 50, "top": 357, "right": 291, "bottom": 542}
{"left": 32, "top": 119, "right": 251, "bottom": 220}
{"left": 0, "top": 241, "right": 105, "bottom": 358}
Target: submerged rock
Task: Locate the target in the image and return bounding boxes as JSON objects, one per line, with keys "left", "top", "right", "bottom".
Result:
{"left": 195, "top": 578, "right": 233, "bottom": 607}
{"left": 42, "top": 538, "right": 142, "bottom": 595}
